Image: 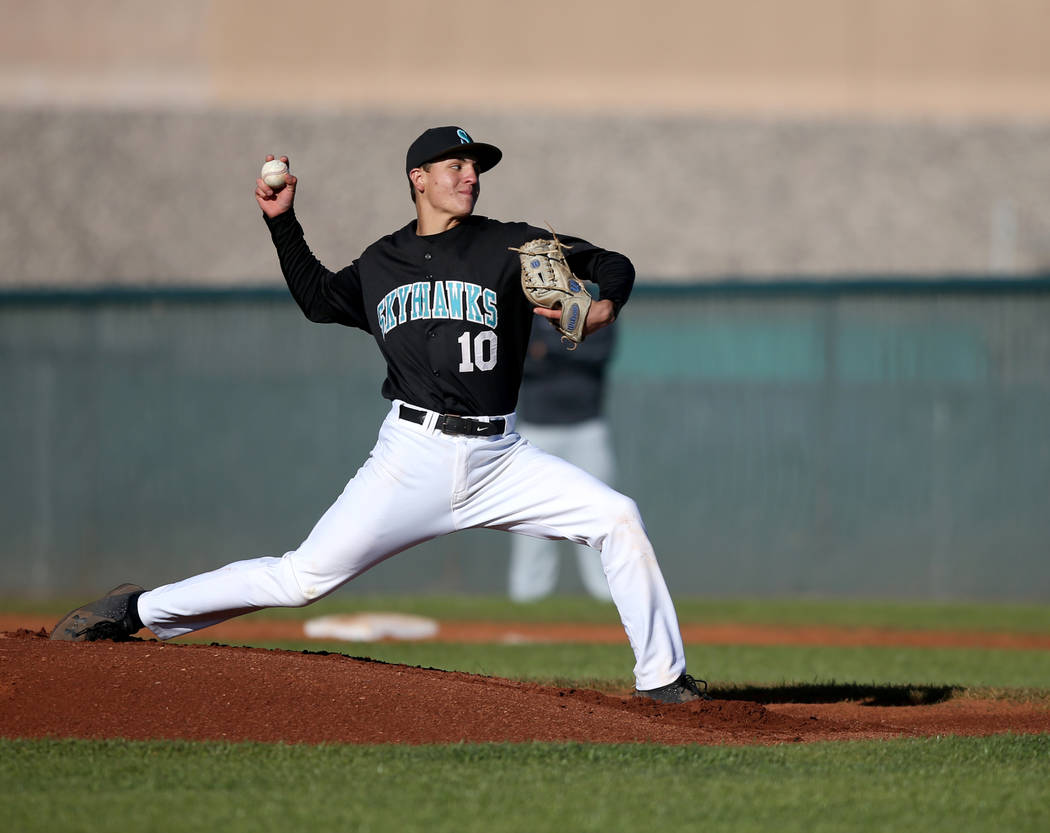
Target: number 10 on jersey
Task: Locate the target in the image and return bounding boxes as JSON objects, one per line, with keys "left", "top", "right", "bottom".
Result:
{"left": 458, "top": 331, "right": 497, "bottom": 372}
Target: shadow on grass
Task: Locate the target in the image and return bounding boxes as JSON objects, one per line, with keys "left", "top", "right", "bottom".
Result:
{"left": 213, "top": 643, "right": 967, "bottom": 707}
{"left": 713, "top": 682, "right": 963, "bottom": 706}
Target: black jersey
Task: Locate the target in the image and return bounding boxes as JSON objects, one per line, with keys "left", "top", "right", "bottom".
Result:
{"left": 266, "top": 211, "right": 634, "bottom": 416}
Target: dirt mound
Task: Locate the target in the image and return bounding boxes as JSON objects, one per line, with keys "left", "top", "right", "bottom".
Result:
{"left": 3, "top": 629, "right": 1047, "bottom": 745}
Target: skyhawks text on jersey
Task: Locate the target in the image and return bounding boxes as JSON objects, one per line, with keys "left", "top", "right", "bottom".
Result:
{"left": 377, "top": 279, "right": 498, "bottom": 337}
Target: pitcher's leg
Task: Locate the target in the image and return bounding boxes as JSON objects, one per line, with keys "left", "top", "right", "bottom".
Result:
{"left": 138, "top": 554, "right": 310, "bottom": 638}
{"left": 597, "top": 496, "right": 686, "bottom": 689}
{"left": 462, "top": 438, "right": 686, "bottom": 690}
{"left": 140, "top": 408, "right": 458, "bottom": 639}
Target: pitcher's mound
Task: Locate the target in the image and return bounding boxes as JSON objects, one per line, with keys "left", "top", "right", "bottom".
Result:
{"left": 2, "top": 629, "right": 1047, "bottom": 745}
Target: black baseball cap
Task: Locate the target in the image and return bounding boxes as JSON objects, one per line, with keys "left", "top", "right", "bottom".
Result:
{"left": 405, "top": 126, "right": 502, "bottom": 175}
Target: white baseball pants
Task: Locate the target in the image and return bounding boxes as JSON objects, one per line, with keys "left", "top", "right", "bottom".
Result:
{"left": 138, "top": 400, "right": 687, "bottom": 690}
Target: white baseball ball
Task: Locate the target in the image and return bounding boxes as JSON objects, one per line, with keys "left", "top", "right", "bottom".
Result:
{"left": 261, "top": 159, "right": 288, "bottom": 189}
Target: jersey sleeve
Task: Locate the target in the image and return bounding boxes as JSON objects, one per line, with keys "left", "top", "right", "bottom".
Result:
{"left": 265, "top": 210, "right": 371, "bottom": 331}
{"left": 517, "top": 223, "right": 636, "bottom": 317}
{"left": 518, "top": 222, "right": 638, "bottom": 317}
{"left": 566, "top": 248, "right": 635, "bottom": 318}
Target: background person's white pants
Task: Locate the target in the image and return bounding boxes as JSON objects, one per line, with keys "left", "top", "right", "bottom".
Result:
{"left": 138, "top": 400, "right": 687, "bottom": 690}
{"left": 509, "top": 418, "right": 615, "bottom": 602}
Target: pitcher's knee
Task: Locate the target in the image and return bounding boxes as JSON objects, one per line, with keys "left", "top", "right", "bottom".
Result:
{"left": 279, "top": 552, "right": 333, "bottom": 608}
{"left": 595, "top": 492, "right": 652, "bottom": 553}
{"left": 283, "top": 586, "right": 316, "bottom": 608}
{"left": 601, "top": 492, "right": 645, "bottom": 529}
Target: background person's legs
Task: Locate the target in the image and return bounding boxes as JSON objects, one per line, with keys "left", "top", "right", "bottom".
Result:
{"left": 509, "top": 418, "right": 616, "bottom": 601}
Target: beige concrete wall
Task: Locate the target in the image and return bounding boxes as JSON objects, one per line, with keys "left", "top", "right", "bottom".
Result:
{"left": 3, "top": 0, "right": 1049, "bottom": 118}
{"left": 3, "top": 1, "right": 1049, "bottom": 285}
{"left": 4, "top": 108, "right": 1048, "bottom": 286}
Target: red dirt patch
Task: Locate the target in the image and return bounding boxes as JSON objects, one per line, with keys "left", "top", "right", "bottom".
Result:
{"left": 2, "top": 628, "right": 1047, "bottom": 746}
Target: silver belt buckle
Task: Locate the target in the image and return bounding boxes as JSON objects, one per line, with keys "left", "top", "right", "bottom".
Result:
{"left": 439, "top": 415, "right": 470, "bottom": 435}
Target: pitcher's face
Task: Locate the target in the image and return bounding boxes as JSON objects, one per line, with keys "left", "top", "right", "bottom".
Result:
{"left": 413, "top": 156, "right": 480, "bottom": 220}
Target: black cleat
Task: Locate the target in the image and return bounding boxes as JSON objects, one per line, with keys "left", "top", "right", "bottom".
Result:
{"left": 633, "top": 673, "right": 711, "bottom": 703}
{"left": 50, "top": 583, "right": 145, "bottom": 642}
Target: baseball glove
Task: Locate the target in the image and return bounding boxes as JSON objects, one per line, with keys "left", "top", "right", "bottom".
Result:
{"left": 510, "top": 229, "right": 592, "bottom": 349}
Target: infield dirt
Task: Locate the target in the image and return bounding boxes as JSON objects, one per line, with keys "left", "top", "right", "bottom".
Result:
{"left": 3, "top": 625, "right": 1048, "bottom": 746}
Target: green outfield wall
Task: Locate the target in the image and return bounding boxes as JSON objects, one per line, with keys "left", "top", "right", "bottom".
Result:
{"left": 2, "top": 281, "right": 1048, "bottom": 600}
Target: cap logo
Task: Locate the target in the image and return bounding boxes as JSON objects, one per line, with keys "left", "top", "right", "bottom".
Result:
{"left": 456, "top": 128, "right": 472, "bottom": 144}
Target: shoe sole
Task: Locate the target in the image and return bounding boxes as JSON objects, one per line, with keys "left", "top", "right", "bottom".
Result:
{"left": 632, "top": 690, "right": 704, "bottom": 704}
{"left": 50, "top": 583, "right": 144, "bottom": 641}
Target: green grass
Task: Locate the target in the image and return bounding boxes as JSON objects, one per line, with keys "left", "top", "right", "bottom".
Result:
{"left": 4, "top": 736, "right": 1049, "bottom": 833}
{"left": 10, "top": 593, "right": 1050, "bottom": 632}
{"left": 272, "top": 594, "right": 1039, "bottom": 632}
{"left": 5, "top": 594, "right": 1049, "bottom": 831}
{"left": 187, "top": 638, "right": 1050, "bottom": 692}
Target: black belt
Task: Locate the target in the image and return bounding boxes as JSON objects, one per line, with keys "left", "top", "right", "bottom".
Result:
{"left": 399, "top": 405, "right": 506, "bottom": 437}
